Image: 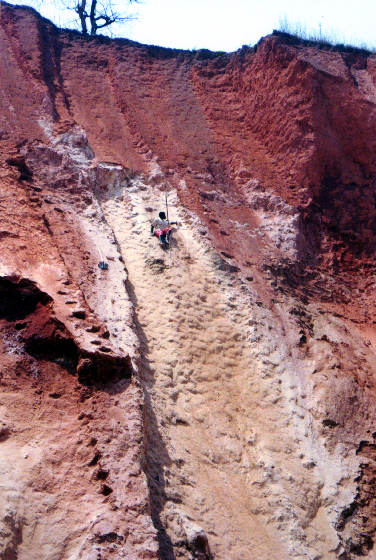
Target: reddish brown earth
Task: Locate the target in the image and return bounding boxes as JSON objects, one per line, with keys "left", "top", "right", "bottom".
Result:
{"left": 2, "top": 2, "right": 376, "bottom": 559}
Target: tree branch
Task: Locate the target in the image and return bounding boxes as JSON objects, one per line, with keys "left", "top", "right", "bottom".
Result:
{"left": 54, "top": 0, "right": 142, "bottom": 36}
{"left": 75, "top": 0, "right": 88, "bottom": 34}
{"left": 89, "top": 0, "right": 98, "bottom": 34}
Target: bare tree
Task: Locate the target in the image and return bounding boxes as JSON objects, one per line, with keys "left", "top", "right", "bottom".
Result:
{"left": 27, "top": 0, "right": 141, "bottom": 36}
{"left": 69, "top": 0, "right": 140, "bottom": 36}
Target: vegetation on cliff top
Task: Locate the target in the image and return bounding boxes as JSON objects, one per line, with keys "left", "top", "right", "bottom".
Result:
{"left": 277, "top": 15, "right": 375, "bottom": 54}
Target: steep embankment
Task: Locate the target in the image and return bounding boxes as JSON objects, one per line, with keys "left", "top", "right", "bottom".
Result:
{"left": 0, "top": 128, "right": 159, "bottom": 560}
{"left": 99, "top": 180, "right": 348, "bottom": 560}
{"left": 2, "top": 3, "right": 376, "bottom": 559}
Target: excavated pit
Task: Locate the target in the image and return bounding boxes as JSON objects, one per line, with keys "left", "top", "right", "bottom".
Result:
{"left": 2, "top": 3, "right": 376, "bottom": 558}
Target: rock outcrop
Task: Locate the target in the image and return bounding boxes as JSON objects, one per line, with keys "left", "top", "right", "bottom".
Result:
{"left": 1, "top": 3, "right": 376, "bottom": 559}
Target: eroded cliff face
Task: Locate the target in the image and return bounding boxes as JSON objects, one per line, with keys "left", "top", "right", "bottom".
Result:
{"left": 1, "top": 3, "right": 376, "bottom": 559}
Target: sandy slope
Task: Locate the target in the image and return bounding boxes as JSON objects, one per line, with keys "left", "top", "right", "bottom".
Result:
{"left": 98, "top": 178, "right": 355, "bottom": 560}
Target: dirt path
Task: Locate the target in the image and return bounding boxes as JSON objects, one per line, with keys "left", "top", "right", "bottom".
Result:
{"left": 99, "top": 178, "right": 339, "bottom": 560}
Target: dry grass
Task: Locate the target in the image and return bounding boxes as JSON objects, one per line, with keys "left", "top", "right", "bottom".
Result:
{"left": 277, "top": 14, "right": 375, "bottom": 53}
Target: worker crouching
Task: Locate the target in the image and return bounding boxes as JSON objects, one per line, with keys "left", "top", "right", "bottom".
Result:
{"left": 151, "top": 211, "right": 177, "bottom": 246}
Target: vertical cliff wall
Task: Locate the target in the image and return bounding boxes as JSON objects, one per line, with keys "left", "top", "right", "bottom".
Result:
{"left": 2, "top": 3, "right": 376, "bottom": 559}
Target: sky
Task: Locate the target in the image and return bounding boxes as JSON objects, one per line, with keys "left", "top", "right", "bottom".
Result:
{"left": 7, "top": 0, "right": 376, "bottom": 52}
{"left": 128, "top": 0, "right": 376, "bottom": 52}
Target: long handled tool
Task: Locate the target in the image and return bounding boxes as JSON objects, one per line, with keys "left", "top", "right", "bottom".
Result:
{"left": 165, "top": 193, "right": 172, "bottom": 257}
{"left": 98, "top": 247, "right": 108, "bottom": 270}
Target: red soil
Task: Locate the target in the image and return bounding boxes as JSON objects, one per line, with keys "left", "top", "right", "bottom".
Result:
{"left": 2, "top": 3, "right": 376, "bottom": 312}
{"left": 2, "top": 2, "right": 376, "bottom": 558}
